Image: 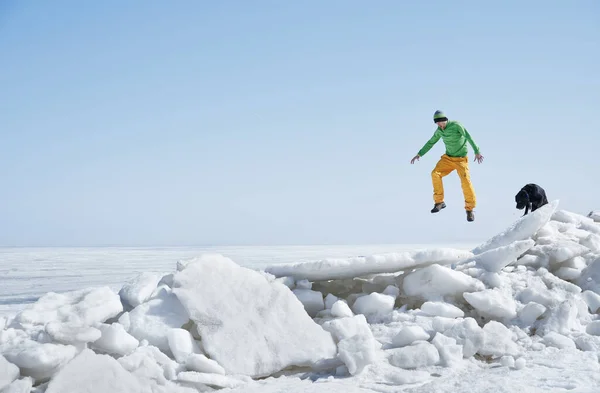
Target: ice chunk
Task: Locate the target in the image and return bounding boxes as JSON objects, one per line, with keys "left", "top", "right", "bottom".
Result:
{"left": 527, "top": 240, "right": 589, "bottom": 267}
{"left": 543, "top": 332, "right": 576, "bottom": 349}
{"left": 1, "top": 334, "right": 78, "bottom": 381}
{"left": 1, "top": 377, "right": 33, "bottom": 393}
{"left": 554, "top": 267, "right": 582, "bottom": 281}
{"left": 91, "top": 323, "right": 139, "bottom": 357}
{"left": 172, "top": 254, "right": 337, "bottom": 378}
{"left": 421, "top": 301, "right": 464, "bottom": 318}
{"left": 578, "top": 256, "right": 600, "bottom": 293}
{"left": 330, "top": 300, "right": 354, "bottom": 318}
{"left": 470, "top": 239, "right": 534, "bottom": 272}
{"left": 516, "top": 254, "right": 549, "bottom": 268}
{"left": 119, "top": 272, "right": 163, "bottom": 309}
{"left": 321, "top": 314, "right": 378, "bottom": 344}
{"left": 274, "top": 276, "right": 294, "bottom": 289}
{"left": 575, "top": 335, "right": 600, "bottom": 352}
{"left": 118, "top": 345, "right": 183, "bottom": 384}
{"left": 388, "top": 341, "right": 440, "bottom": 369}
{"left": 124, "top": 291, "right": 189, "bottom": 353}
{"left": 177, "top": 371, "right": 250, "bottom": 390}
{"left": 185, "top": 354, "right": 226, "bottom": 375}
{"left": 431, "top": 332, "right": 463, "bottom": 367}
{"left": 443, "top": 317, "right": 484, "bottom": 358}
{"left": 320, "top": 314, "right": 381, "bottom": 375}
{"left": 46, "top": 322, "right": 101, "bottom": 345}
{"left": 477, "top": 321, "right": 520, "bottom": 358}
{"left": 167, "top": 328, "right": 202, "bottom": 364}
{"left": 391, "top": 325, "right": 430, "bottom": 347}
{"left": 45, "top": 349, "right": 142, "bottom": 393}
{"left": 292, "top": 289, "right": 324, "bottom": 317}
{"left": 582, "top": 290, "right": 600, "bottom": 313}
{"left": 472, "top": 200, "right": 558, "bottom": 255}
{"left": 581, "top": 233, "right": 600, "bottom": 253}
{"left": 514, "top": 357, "right": 526, "bottom": 370}
{"left": 500, "top": 355, "right": 515, "bottom": 368}
{"left": 536, "top": 299, "right": 579, "bottom": 336}
{"left": 265, "top": 248, "right": 473, "bottom": 281}
{"left": 324, "top": 294, "right": 339, "bottom": 309}
{"left": 553, "top": 209, "right": 596, "bottom": 225}
{"left": 403, "top": 264, "right": 484, "bottom": 301}
{"left": 337, "top": 333, "right": 379, "bottom": 375}
{"left": 586, "top": 321, "right": 600, "bottom": 336}
{"left": 383, "top": 285, "right": 400, "bottom": 299}
{"left": 11, "top": 287, "right": 122, "bottom": 345}
{"left": 518, "top": 302, "right": 547, "bottom": 327}
{"left": 351, "top": 293, "right": 394, "bottom": 318}
{"left": 0, "top": 355, "right": 19, "bottom": 390}
{"left": 463, "top": 288, "right": 517, "bottom": 320}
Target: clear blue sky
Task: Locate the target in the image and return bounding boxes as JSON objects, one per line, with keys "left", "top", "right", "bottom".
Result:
{"left": 0, "top": 1, "right": 598, "bottom": 247}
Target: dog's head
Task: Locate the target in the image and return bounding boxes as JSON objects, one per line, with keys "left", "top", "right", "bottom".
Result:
{"left": 515, "top": 190, "right": 529, "bottom": 209}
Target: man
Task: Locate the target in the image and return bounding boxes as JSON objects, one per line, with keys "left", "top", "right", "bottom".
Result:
{"left": 410, "top": 110, "right": 484, "bottom": 222}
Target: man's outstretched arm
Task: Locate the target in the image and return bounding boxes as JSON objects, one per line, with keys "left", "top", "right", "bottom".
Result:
{"left": 417, "top": 131, "right": 442, "bottom": 157}
{"left": 464, "top": 129, "right": 481, "bottom": 155}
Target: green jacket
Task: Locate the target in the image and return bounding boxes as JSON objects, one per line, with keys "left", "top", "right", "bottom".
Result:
{"left": 417, "top": 120, "right": 480, "bottom": 158}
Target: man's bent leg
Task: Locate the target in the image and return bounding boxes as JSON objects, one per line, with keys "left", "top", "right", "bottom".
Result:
{"left": 456, "top": 158, "right": 476, "bottom": 210}
{"left": 431, "top": 155, "right": 454, "bottom": 204}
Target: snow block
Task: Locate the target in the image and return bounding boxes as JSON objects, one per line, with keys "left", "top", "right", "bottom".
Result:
{"left": 119, "top": 272, "right": 163, "bottom": 309}
{"left": 472, "top": 200, "right": 559, "bottom": 255}
{"left": 45, "top": 349, "right": 143, "bottom": 393}
{"left": 264, "top": 248, "right": 473, "bottom": 281}
{"left": 0, "top": 354, "right": 19, "bottom": 391}
{"left": 470, "top": 239, "right": 535, "bottom": 272}
{"left": 172, "top": 254, "right": 337, "bottom": 378}
{"left": 463, "top": 288, "right": 517, "bottom": 320}
{"left": 403, "top": 264, "right": 484, "bottom": 301}
{"left": 388, "top": 341, "right": 440, "bottom": 369}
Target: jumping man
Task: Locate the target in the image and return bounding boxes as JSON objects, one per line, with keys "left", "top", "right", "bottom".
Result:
{"left": 410, "top": 110, "right": 484, "bottom": 222}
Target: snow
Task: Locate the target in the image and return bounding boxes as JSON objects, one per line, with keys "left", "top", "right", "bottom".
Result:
{"left": 420, "top": 301, "right": 465, "bottom": 318}
{"left": 265, "top": 248, "right": 474, "bottom": 281}
{"left": 472, "top": 200, "right": 558, "bottom": 254}
{"left": 170, "top": 253, "right": 338, "bottom": 377}
{"left": 402, "top": 264, "right": 484, "bottom": 300}
{"left": 119, "top": 272, "right": 164, "bottom": 309}
{"left": 388, "top": 341, "right": 440, "bottom": 369}
{"left": 463, "top": 288, "right": 517, "bottom": 320}
{"left": 0, "top": 355, "right": 19, "bottom": 390}
{"left": 91, "top": 322, "right": 139, "bottom": 356}
{"left": 292, "top": 289, "right": 325, "bottom": 317}
{"left": 1, "top": 200, "right": 600, "bottom": 392}
{"left": 330, "top": 300, "right": 353, "bottom": 318}
{"left": 391, "top": 325, "right": 430, "bottom": 347}
{"left": 350, "top": 293, "right": 395, "bottom": 319}
{"left": 166, "top": 328, "right": 202, "bottom": 365}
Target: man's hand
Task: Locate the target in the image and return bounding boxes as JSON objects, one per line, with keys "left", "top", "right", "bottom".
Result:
{"left": 410, "top": 154, "right": 420, "bottom": 164}
{"left": 474, "top": 153, "right": 484, "bottom": 164}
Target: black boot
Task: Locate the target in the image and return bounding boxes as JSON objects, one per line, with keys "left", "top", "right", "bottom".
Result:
{"left": 466, "top": 210, "right": 474, "bottom": 222}
{"left": 431, "top": 202, "right": 446, "bottom": 213}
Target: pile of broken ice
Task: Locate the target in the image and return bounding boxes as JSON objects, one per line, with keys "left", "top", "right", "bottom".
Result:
{"left": 1, "top": 200, "right": 600, "bottom": 392}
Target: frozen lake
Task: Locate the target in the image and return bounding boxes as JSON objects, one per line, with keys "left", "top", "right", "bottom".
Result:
{"left": 0, "top": 243, "right": 475, "bottom": 318}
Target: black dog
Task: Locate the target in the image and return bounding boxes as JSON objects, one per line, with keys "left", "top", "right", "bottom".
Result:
{"left": 515, "top": 183, "right": 548, "bottom": 215}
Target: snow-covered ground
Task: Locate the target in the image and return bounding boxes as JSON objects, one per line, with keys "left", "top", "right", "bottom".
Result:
{"left": 1, "top": 202, "right": 600, "bottom": 392}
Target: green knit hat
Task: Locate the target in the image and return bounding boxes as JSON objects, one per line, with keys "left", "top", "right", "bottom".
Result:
{"left": 433, "top": 110, "right": 448, "bottom": 123}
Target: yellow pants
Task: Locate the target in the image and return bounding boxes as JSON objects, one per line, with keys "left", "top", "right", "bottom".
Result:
{"left": 431, "top": 154, "right": 476, "bottom": 211}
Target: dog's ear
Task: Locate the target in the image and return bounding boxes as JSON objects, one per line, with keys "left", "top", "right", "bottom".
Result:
{"left": 515, "top": 190, "right": 528, "bottom": 209}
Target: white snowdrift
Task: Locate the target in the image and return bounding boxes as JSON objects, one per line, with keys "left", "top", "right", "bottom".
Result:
{"left": 1, "top": 200, "right": 600, "bottom": 392}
